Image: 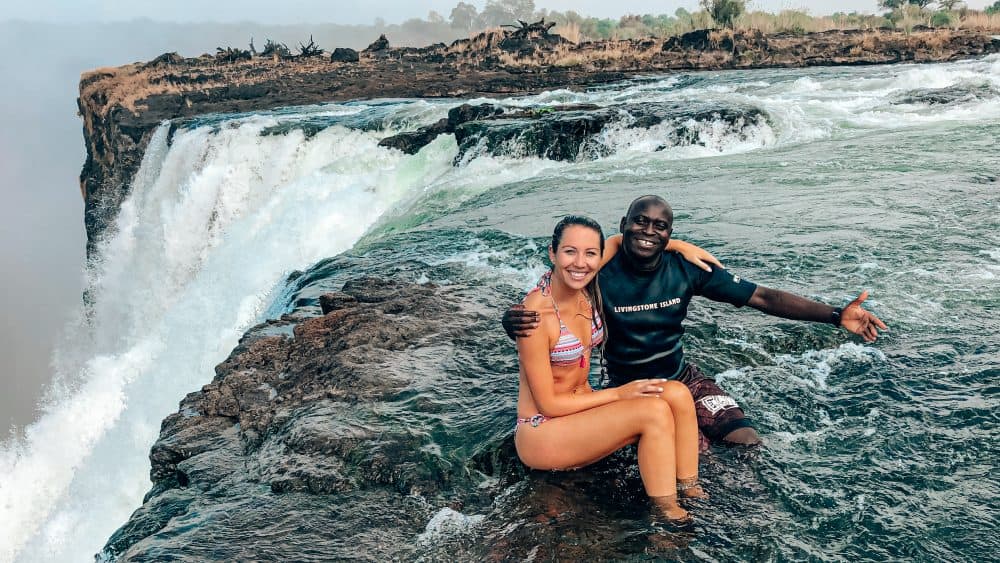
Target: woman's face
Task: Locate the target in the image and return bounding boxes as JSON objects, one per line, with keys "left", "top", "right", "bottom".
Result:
{"left": 549, "top": 225, "right": 602, "bottom": 291}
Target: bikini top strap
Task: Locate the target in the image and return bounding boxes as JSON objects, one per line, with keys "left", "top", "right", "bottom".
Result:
{"left": 549, "top": 294, "right": 566, "bottom": 327}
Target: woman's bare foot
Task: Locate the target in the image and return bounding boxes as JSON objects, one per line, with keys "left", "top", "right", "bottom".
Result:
{"left": 650, "top": 494, "right": 692, "bottom": 525}
{"left": 678, "top": 477, "right": 708, "bottom": 500}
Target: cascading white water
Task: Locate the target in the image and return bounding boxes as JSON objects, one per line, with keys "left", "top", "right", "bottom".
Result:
{"left": 0, "top": 113, "right": 463, "bottom": 562}
{"left": 2, "top": 54, "right": 999, "bottom": 561}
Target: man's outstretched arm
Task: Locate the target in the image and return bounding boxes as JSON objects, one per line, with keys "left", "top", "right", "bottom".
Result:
{"left": 746, "top": 287, "right": 888, "bottom": 343}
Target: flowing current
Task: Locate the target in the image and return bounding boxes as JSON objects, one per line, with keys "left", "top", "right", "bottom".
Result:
{"left": 2, "top": 57, "right": 998, "bottom": 561}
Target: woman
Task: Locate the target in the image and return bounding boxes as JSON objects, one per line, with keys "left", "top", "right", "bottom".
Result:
{"left": 514, "top": 215, "right": 706, "bottom": 524}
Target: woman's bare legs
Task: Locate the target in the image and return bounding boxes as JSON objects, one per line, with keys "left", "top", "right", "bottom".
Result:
{"left": 515, "top": 397, "right": 689, "bottom": 521}
{"left": 658, "top": 381, "right": 707, "bottom": 499}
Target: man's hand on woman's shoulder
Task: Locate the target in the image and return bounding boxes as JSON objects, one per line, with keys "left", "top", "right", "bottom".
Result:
{"left": 502, "top": 304, "right": 540, "bottom": 340}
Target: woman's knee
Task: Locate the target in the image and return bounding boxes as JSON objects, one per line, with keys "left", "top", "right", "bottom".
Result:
{"left": 662, "top": 381, "right": 695, "bottom": 416}
{"left": 635, "top": 397, "right": 674, "bottom": 431}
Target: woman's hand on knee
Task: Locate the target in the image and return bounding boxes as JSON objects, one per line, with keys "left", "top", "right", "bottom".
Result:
{"left": 616, "top": 378, "right": 669, "bottom": 401}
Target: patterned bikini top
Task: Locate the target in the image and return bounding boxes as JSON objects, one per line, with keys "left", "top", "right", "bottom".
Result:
{"left": 526, "top": 271, "right": 605, "bottom": 368}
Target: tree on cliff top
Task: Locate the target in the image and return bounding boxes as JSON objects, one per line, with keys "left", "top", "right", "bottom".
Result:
{"left": 478, "top": 0, "right": 537, "bottom": 27}
{"left": 450, "top": 2, "right": 478, "bottom": 31}
{"left": 700, "top": 0, "right": 745, "bottom": 28}
{"left": 878, "top": 0, "right": 935, "bottom": 8}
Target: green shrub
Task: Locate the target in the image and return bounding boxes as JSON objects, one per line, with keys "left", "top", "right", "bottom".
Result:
{"left": 930, "top": 10, "right": 953, "bottom": 27}
{"left": 700, "top": 0, "right": 745, "bottom": 28}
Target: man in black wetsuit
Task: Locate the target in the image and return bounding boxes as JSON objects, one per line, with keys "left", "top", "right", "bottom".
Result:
{"left": 503, "top": 195, "right": 887, "bottom": 447}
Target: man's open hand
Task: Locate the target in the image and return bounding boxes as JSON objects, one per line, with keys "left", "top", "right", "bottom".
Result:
{"left": 841, "top": 291, "right": 888, "bottom": 343}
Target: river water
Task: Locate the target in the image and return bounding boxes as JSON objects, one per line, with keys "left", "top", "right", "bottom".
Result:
{"left": 1, "top": 57, "right": 998, "bottom": 561}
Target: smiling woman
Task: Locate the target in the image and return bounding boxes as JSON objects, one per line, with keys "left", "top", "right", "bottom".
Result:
{"left": 512, "top": 215, "right": 703, "bottom": 525}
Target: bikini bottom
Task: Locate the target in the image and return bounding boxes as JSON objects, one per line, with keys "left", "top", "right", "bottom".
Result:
{"left": 515, "top": 414, "right": 551, "bottom": 430}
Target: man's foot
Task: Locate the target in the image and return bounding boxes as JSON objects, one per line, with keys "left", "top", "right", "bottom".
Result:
{"left": 650, "top": 494, "right": 693, "bottom": 525}
{"left": 721, "top": 426, "right": 762, "bottom": 447}
{"left": 678, "top": 476, "right": 708, "bottom": 499}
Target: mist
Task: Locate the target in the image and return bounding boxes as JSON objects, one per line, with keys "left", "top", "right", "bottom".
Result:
{"left": 0, "top": 19, "right": 469, "bottom": 433}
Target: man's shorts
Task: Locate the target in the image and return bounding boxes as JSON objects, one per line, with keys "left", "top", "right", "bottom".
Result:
{"left": 675, "top": 363, "right": 753, "bottom": 448}
{"left": 607, "top": 362, "right": 752, "bottom": 449}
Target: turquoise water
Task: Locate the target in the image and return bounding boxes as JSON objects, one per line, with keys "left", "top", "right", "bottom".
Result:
{"left": 347, "top": 62, "right": 999, "bottom": 560}
{"left": 4, "top": 57, "right": 999, "bottom": 561}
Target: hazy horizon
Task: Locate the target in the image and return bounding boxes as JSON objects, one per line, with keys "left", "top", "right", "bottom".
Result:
{"left": 5, "top": 1, "right": 997, "bottom": 26}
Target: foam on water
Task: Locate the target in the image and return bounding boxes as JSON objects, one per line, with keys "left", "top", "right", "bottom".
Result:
{"left": 416, "top": 507, "right": 485, "bottom": 545}
{"left": 596, "top": 112, "right": 777, "bottom": 157}
{"left": 427, "top": 237, "right": 549, "bottom": 290}
{"left": 774, "top": 342, "right": 887, "bottom": 391}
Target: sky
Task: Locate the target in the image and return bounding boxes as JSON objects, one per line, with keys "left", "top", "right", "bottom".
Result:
{"left": 2, "top": 1, "right": 994, "bottom": 25}
{"left": 0, "top": 0, "right": 995, "bottom": 431}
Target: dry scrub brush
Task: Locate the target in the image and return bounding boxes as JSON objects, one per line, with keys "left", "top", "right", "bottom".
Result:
{"left": 958, "top": 12, "right": 1000, "bottom": 30}
{"left": 554, "top": 22, "right": 581, "bottom": 44}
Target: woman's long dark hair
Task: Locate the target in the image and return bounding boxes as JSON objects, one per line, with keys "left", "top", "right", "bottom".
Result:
{"left": 551, "top": 215, "right": 606, "bottom": 375}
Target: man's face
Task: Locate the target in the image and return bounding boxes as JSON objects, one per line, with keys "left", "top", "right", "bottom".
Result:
{"left": 620, "top": 201, "right": 673, "bottom": 266}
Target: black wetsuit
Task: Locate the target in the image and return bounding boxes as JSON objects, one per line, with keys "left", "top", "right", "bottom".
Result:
{"left": 599, "top": 251, "right": 759, "bottom": 441}
{"left": 600, "top": 250, "right": 757, "bottom": 381}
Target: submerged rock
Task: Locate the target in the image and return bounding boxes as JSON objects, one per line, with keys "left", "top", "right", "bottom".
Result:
{"left": 381, "top": 101, "right": 770, "bottom": 163}
{"left": 377, "top": 103, "right": 505, "bottom": 154}
{"left": 893, "top": 84, "right": 998, "bottom": 106}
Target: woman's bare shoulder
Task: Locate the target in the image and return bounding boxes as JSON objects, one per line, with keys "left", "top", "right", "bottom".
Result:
{"left": 521, "top": 291, "right": 558, "bottom": 332}
{"left": 522, "top": 288, "right": 547, "bottom": 308}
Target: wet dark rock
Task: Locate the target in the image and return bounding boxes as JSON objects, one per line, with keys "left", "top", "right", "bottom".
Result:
{"left": 378, "top": 117, "right": 450, "bottom": 153}
{"left": 439, "top": 101, "right": 768, "bottom": 163}
{"left": 99, "top": 278, "right": 492, "bottom": 560}
{"left": 446, "top": 102, "right": 507, "bottom": 128}
{"left": 100, "top": 269, "right": 693, "bottom": 561}
{"left": 378, "top": 103, "right": 508, "bottom": 154}
{"left": 330, "top": 47, "right": 359, "bottom": 63}
{"left": 894, "top": 84, "right": 997, "bottom": 106}
{"left": 318, "top": 291, "right": 358, "bottom": 314}
{"left": 379, "top": 100, "right": 767, "bottom": 162}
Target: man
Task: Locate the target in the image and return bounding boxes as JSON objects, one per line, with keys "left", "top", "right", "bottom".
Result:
{"left": 503, "top": 195, "right": 887, "bottom": 448}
